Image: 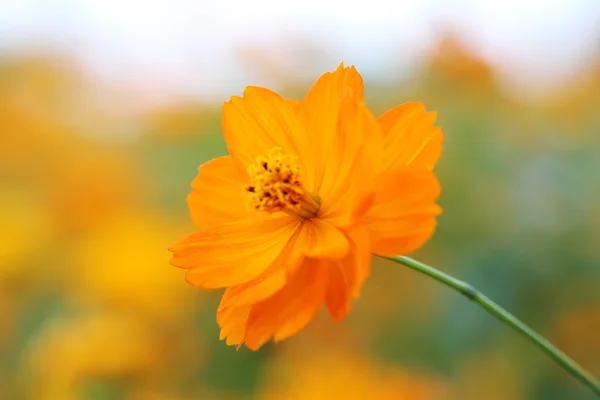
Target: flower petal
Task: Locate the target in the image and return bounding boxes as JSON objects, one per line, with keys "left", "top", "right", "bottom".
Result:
{"left": 216, "top": 229, "right": 305, "bottom": 348}
{"left": 295, "top": 218, "right": 349, "bottom": 260}
{"left": 217, "top": 228, "right": 304, "bottom": 311}
{"left": 285, "top": 98, "right": 300, "bottom": 113}
{"left": 324, "top": 261, "right": 348, "bottom": 322}
{"left": 217, "top": 218, "right": 348, "bottom": 307}
{"left": 318, "top": 98, "right": 382, "bottom": 229}
{"left": 222, "top": 87, "right": 314, "bottom": 187}
{"left": 244, "top": 258, "right": 329, "bottom": 350}
{"left": 364, "top": 168, "right": 442, "bottom": 257}
{"left": 325, "top": 225, "right": 371, "bottom": 322}
{"left": 217, "top": 304, "right": 250, "bottom": 347}
{"left": 219, "top": 268, "right": 288, "bottom": 311}
{"left": 169, "top": 215, "right": 301, "bottom": 288}
{"left": 187, "top": 155, "right": 249, "bottom": 229}
{"left": 378, "top": 102, "right": 443, "bottom": 172}
{"left": 299, "top": 63, "right": 365, "bottom": 191}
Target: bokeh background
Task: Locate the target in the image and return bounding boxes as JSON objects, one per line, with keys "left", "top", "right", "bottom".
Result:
{"left": 2, "top": 1, "right": 600, "bottom": 399}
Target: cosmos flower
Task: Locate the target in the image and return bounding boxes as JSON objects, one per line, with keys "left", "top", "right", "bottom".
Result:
{"left": 169, "top": 63, "right": 443, "bottom": 350}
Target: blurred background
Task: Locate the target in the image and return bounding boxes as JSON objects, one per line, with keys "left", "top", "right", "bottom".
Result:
{"left": 1, "top": 1, "right": 600, "bottom": 399}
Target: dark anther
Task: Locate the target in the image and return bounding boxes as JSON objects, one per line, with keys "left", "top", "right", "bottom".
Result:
{"left": 290, "top": 199, "right": 299, "bottom": 205}
{"left": 247, "top": 186, "right": 255, "bottom": 193}
{"left": 262, "top": 162, "right": 268, "bottom": 170}
{"left": 265, "top": 192, "right": 271, "bottom": 197}
{"left": 282, "top": 190, "right": 288, "bottom": 195}
{"left": 283, "top": 178, "right": 290, "bottom": 183}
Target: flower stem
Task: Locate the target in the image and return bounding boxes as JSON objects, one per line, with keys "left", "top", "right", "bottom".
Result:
{"left": 384, "top": 255, "right": 600, "bottom": 397}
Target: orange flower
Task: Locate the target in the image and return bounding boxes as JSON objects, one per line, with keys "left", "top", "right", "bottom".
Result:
{"left": 169, "top": 63, "right": 443, "bottom": 350}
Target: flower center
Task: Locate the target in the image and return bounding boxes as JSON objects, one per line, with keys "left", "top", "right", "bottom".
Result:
{"left": 245, "top": 147, "right": 320, "bottom": 220}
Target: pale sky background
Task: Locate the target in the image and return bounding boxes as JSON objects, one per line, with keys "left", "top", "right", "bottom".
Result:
{"left": 1, "top": 0, "right": 599, "bottom": 107}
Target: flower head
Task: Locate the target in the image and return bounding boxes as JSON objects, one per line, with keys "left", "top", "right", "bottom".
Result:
{"left": 169, "top": 63, "right": 443, "bottom": 350}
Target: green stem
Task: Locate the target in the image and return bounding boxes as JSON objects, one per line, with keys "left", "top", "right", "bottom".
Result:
{"left": 384, "top": 255, "right": 600, "bottom": 397}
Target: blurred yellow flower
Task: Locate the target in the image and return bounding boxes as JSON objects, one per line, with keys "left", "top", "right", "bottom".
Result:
{"left": 259, "top": 347, "right": 448, "bottom": 400}
{"left": 426, "top": 32, "right": 497, "bottom": 95}
{"left": 170, "top": 63, "right": 443, "bottom": 349}
{"left": 143, "top": 103, "right": 217, "bottom": 141}
{"left": 1, "top": 105, "right": 137, "bottom": 235}
{"left": 74, "top": 213, "right": 195, "bottom": 321}
{"left": 19, "top": 312, "right": 167, "bottom": 400}
{"left": 0, "top": 191, "right": 53, "bottom": 282}
{"left": 0, "top": 99, "right": 69, "bottom": 177}
{"left": 49, "top": 146, "right": 138, "bottom": 232}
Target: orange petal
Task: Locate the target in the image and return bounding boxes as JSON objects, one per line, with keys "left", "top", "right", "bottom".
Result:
{"left": 216, "top": 228, "right": 304, "bottom": 348}
{"left": 169, "top": 215, "right": 301, "bottom": 288}
{"left": 295, "top": 218, "right": 349, "bottom": 260}
{"left": 217, "top": 304, "right": 250, "bottom": 347}
{"left": 325, "top": 225, "right": 371, "bottom": 322}
{"left": 285, "top": 98, "right": 301, "bottom": 113}
{"left": 324, "top": 261, "right": 348, "bottom": 323}
{"left": 318, "top": 98, "right": 382, "bottom": 229}
{"left": 219, "top": 268, "right": 287, "bottom": 311}
{"left": 378, "top": 102, "right": 443, "bottom": 172}
{"left": 244, "top": 258, "right": 329, "bottom": 350}
{"left": 299, "top": 63, "right": 365, "bottom": 191}
{"left": 217, "top": 227, "right": 304, "bottom": 311}
{"left": 364, "top": 168, "right": 442, "bottom": 257}
{"left": 186, "top": 155, "right": 249, "bottom": 229}
{"left": 222, "top": 87, "right": 314, "bottom": 188}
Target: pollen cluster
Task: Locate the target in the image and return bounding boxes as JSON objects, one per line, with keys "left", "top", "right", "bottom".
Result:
{"left": 245, "top": 147, "right": 320, "bottom": 220}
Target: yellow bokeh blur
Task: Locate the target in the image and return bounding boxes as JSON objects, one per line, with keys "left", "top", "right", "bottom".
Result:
{"left": 1, "top": 9, "right": 599, "bottom": 399}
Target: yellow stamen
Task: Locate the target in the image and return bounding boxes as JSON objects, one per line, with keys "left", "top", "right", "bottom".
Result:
{"left": 245, "top": 147, "right": 320, "bottom": 220}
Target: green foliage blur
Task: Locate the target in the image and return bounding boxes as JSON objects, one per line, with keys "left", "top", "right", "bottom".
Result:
{"left": 1, "top": 35, "right": 600, "bottom": 400}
